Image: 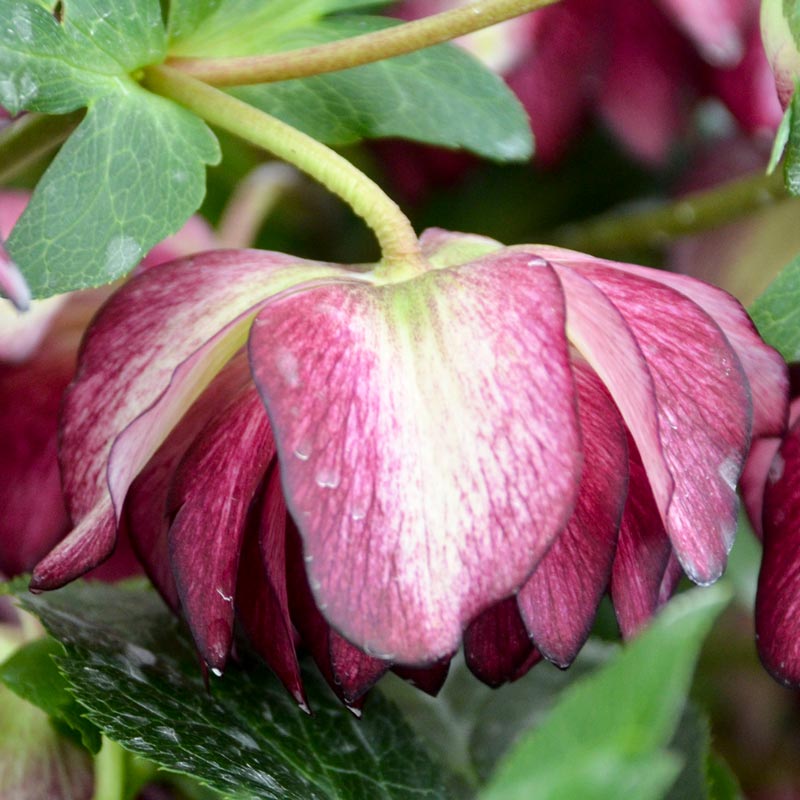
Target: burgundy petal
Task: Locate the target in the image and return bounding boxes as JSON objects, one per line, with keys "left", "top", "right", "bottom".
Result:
{"left": 391, "top": 659, "right": 452, "bottom": 697}
{"left": 756, "top": 417, "right": 800, "bottom": 685}
{"left": 126, "top": 354, "right": 251, "bottom": 610}
{"left": 464, "top": 597, "right": 540, "bottom": 687}
{"left": 237, "top": 465, "right": 307, "bottom": 708}
{"left": 249, "top": 253, "right": 581, "bottom": 663}
{"left": 610, "top": 440, "right": 674, "bottom": 639}
{"left": 518, "top": 359, "right": 628, "bottom": 666}
{"left": 285, "top": 523, "right": 385, "bottom": 711}
{"left": 169, "top": 386, "right": 275, "bottom": 672}
{"left": 544, "top": 254, "right": 751, "bottom": 584}
{"left": 0, "top": 348, "right": 71, "bottom": 576}
{"left": 33, "top": 250, "right": 344, "bottom": 589}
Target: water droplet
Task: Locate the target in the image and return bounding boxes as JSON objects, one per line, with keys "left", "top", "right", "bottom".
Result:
{"left": 769, "top": 454, "right": 785, "bottom": 484}
{"left": 718, "top": 455, "right": 740, "bottom": 491}
{"left": 294, "top": 438, "right": 312, "bottom": 460}
{"left": 315, "top": 467, "right": 340, "bottom": 489}
{"left": 210, "top": 666, "right": 223, "bottom": 678}
{"left": 216, "top": 587, "right": 233, "bottom": 603}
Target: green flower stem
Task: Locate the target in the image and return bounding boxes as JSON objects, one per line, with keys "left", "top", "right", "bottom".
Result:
{"left": 553, "top": 168, "right": 789, "bottom": 253}
{"left": 167, "top": 0, "right": 560, "bottom": 86}
{"left": 93, "top": 738, "right": 126, "bottom": 800}
{"left": 145, "top": 65, "right": 425, "bottom": 277}
{"left": 0, "top": 111, "right": 81, "bottom": 183}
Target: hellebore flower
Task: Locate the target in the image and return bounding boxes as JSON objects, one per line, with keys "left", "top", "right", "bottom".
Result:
{"left": 0, "top": 189, "right": 218, "bottom": 579}
{"left": 760, "top": 0, "right": 800, "bottom": 108}
{"left": 28, "top": 226, "right": 786, "bottom": 704}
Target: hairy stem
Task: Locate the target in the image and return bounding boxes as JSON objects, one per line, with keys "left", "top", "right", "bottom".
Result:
{"left": 167, "top": 0, "right": 560, "bottom": 86}
{"left": 553, "top": 169, "right": 789, "bottom": 253}
{"left": 145, "top": 65, "right": 424, "bottom": 277}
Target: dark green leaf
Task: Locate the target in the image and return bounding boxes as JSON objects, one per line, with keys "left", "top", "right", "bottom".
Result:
{"left": 7, "top": 87, "right": 219, "bottom": 297}
{"left": 0, "top": 636, "right": 102, "bottom": 753}
{"left": 707, "top": 754, "right": 744, "bottom": 800}
{"left": 17, "top": 581, "right": 452, "bottom": 800}
{"left": 664, "top": 704, "right": 710, "bottom": 800}
{"left": 230, "top": 17, "right": 532, "bottom": 161}
{"left": 0, "top": 0, "right": 165, "bottom": 114}
{"left": 479, "top": 587, "right": 730, "bottom": 800}
{"left": 749, "top": 252, "right": 800, "bottom": 362}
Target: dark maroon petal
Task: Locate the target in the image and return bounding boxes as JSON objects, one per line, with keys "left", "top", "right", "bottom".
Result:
{"left": 237, "top": 465, "right": 307, "bottom": 708}
{"left": 168, "top": 386, "right": 275, "bottom": 673}
{"left": 330, "top": 633, "right": 391, "bottom": 704}
{"left": 610, "top": 440, "right": 673, "bottom": 639}
{"left": 392, "top": 659, "right": 451, "bottom": 697}
{"left": 464, "top": 598, "right": 540, "bottom": 687}
{"left": 126, "top": 354, "right": 251, "bottom": 610}
{"left": 518, "top": 359, "right": 628, "bottom": 667}
{"left": 285, "top": 523, "right": 385, "bottom": 711}
{"left": 757, "top": 417, "right": 800, "bottom": 685}
{"left": 249, "top": 252, "right": 580, "bottom": 663}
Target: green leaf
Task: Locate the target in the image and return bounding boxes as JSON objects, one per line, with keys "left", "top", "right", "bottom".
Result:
{"left": 0, "top": 0, "right": 165, "bottom": 114}
{"left": 768, "top": 103, "right": 792, "bottom": 175}
{"left": 783, "top": 0, "right": 800, "bottom": 46}
{"left": 0, "top": 636, "right": 102, "bottom": 754}
{"left": 7, "top": 87, "right": 219, "bottom": 297}
{"left": 231, "top": 17, "right": 532, "bottom": 161}
{"left": 17, "top": 581, "right": 453, "bottom": 800}
{"left": 479, "top": 587, "right": 730, "bottom": 800}
{"left": 749, "top": 252, "right": 800, "bottom": 362}
{"left": 168, "top": 0, "right": 384, "bottom": 50}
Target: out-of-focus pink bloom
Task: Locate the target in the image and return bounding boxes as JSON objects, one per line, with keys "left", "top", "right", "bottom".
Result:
{"left": 27, "top": 227, "right": 785, "bottom": 702}
{"left": 0, "top": 190, "right": 217, "bottom": 581}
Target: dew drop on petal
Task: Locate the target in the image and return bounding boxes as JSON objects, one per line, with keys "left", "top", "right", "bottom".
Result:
{"left": 315, "top": 467, "right": 340, "bottom": 489}
{"left": 769, "top": 454, "right": 785, "bottom": 484}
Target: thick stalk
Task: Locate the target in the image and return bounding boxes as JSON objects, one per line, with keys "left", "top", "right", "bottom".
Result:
{"left": 553, "top": 168, "right": 789, "bottom": 253}
{"left": 168, "top": 0, "right": 560, "bottom": 86}
{"left": 144, "top": 65, "right": 424, "bottom": 278}
{"left": 92, "top": 738, "right": 126, "bottom": 800}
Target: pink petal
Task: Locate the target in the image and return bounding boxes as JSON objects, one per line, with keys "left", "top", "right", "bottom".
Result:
{"left": 125, "top": 354, "right": 252, "bottom": 609}
{"left": 32, "top": 251, "right": 347, "bottom": 589}
{"left": 0, "top": 241, "right": 30, "bottom": 311}
{"left": 534, "top": 245, "right": 788, "bottom": 441}
{"left": 539, "top": 252, "right": 751, "bottom": 583}
{"left": 237, "top": 465, "right": 307, "bottom": 708}
{"left": 756, "top": 417, "right": 800, "bottom": 685}
{"left": 656, "top": 0, "right": 751, "bottom": 66}
{"left": 464, "top": 597, "right": 540, "bottom": 687}
{"left": 249, "top": 252, "right": 581, "bottom": 663}
{"left": 610, "top": 439, "right": 674, "bottom": 639}
{"left": 518, "top": 359, "right": 628, "bottom": 666}
{"left": 506, "top": 0, "right": 604, "bottom": 166}
{"left": 597, "top": 0, "right": 698, "bottom": 163}
{"left": 710, "top": 23, "right": 783, "bottom": 134}
{"left": 169, "top": 386, "right": 275, "bottom": 672}
{"left": 330, "top": 633, "right": 391, "bottom": 704}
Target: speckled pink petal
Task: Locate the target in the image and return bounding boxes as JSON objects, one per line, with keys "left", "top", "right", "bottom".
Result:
{"left": 518, "top": 359, "right": 628, "bottom": 667}
{"left": 544, "top": 255, "right": 750, "bottom": 584}
{"left": 464, "top": 598, "right": 540, "bottom": 687}
{"left": 126, "top": 354, "right": 252, "bottom": 610}
{"left": 169, "top": 387, "right": 275, "bottom": 672}
{"left": 237, "top": 466, "right": 307, "bottom": 708}
{"left": 249, "top": 253, "right": 580, "bottom": 663}
{"left": 539, "top": 246, "right": 788, "bottom": 441}
{"left": 32, "top": 251, "right": 348, "bottom": 590}
{"left": 656, "top": 0, "right": 750, "bottom": 65}
{"left": 757, "top": 417, "right": 800, "bottom": 686}
{"left": 0, "top": 240, "right": 30, "bottom": 311}
{"left": 610, "top": 441, "right": 673, "bottom": 639}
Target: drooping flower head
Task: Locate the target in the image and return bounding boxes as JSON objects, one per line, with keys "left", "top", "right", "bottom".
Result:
{"left": 29, "top": 229, "right": 787, "bottom": 703}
